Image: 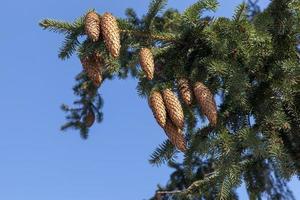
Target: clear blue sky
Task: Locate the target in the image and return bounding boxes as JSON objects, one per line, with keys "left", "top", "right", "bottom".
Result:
{"left": 0, "top": 0, "right": 299, "bottom": 200}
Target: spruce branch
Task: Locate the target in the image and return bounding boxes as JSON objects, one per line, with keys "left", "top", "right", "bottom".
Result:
{"left": 39, "top": 19, "right": 76, "bottom": 34}
{"left": 183, "top": 0, "right": 218, "bottom": 24}
{"left": 149, "top": 140, "right": 176, "bottom": 166}
{"left": 120, "top": 29, "right": 178, "bottom": 43}
{"left": 154, "top": 171, "right": 219, "bottom": 199}
{"left": 144, "top": 0, "right": 168, "bottom": 30}
{"left": 125, "top": 8, "right": 140, "bottom": 26}
{"left": 39, "top": 17, "right": 84, "bottom": 35}
{"left": 58, "top": 32, "right": 80, "bottom": 60}
{"left": 155, "top": 190, "right": 182, "bottom": 200}
{"left": 233, "top": 3, "right": 248, "bottom": 22}
{"left": 40, "top": 17, "right": 84, "bottom": 60}
{"left": 158, "top": 159, "right": 250, "bottom": 198}
{"left": 40, "top": 1, "right": 300, "bottom": 199}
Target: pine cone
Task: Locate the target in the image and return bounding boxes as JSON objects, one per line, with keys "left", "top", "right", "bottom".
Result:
{"left": 194, "top": 82, "right": 217, "bottom": 126}
{"left": 101, "top": 12, "right": 121, "bottom": 58}
{"left": 178, "top": 78, "right": 194, "bottom": 106}
{"left": 149, "top": 91, "right": 167, "bottom": 128}
{"left": 139, "top": 48, "right": 154, "bottom": 80}
{"left": 162, "top": 89, "right": 184, "bottom": 129}
{"left": 85, "top": 11, "right": 101, "bottom": 42}
{"left": 80, "top": 52, "right": 104, "bottom": 87}
{"left": 84, "top": 109, "right": 95, "bottom": 127}
{"left": 164, "top": 119, "right": 187, "bottom": 152}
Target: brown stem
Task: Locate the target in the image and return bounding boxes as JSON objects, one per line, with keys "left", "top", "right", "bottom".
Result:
{"left": 154, "top": 172, "right": 218, "bottom": 199}
{"left": 155, "top": 190, "right": 182, "bottom": 200}
{"left": 155, "top": 158, "right": 253, "bottom": 198}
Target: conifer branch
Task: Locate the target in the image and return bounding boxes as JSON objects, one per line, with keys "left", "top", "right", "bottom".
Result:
{"left": 39, "top": 19, "right": 75, "bottom": 34}
{"left": 40, "top": 1, "right": 300, "bottom": 199}
{"left": 145, "top": 0, "right": 168, "bottom": 30}
{"left": 155, "top": 190, "right": 182, "bottom": 200}
{"left": 233, "top": 3, "right": 248, "bottom": 22}
{"left": 149, "top": 140, "right": 176, "bottom": 166}
{"left": 120, "top": 29, "right": 178, "bottom": 43}
{"left": 183, "top": 0, "right": 218, "bottom": 24}
{"left": 58, "top": 32, "right": 80, "bottom": 59}
{"left": 154, "top": 171, "right": 218, "bottom": 199}
{"left": 39, "top": 18, "right": 84, "bottom": 35}
{"left": 183, "top": 172, "right": 219, "bottom": 194}
{"left": 155, "top": 158, "right": 253, "bottom": 199}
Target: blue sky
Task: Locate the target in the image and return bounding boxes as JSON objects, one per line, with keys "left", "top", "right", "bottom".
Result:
{"left": 0, "top": 0, "right": 299, "bottom": 200}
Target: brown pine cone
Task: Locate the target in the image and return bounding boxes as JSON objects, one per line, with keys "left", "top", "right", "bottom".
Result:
{"left": 80, "top": 52, "right": 104, "bottom": 87}
{"left": 194, "top": 82, "right": 217, "bottom": 126}
{"left": 85, "top": 11, "right": 101, "bottom": 42}
{"left": 139, "top": 48, "right": 154, "bottom": 80}
{"left": 178, "top": 78, "right": 194, "bottom": 106}
{"left": 101, "top": 12, "right": 121, "bottom": 58}
{"left": 164, "top": 119, "right": 187, "bottom": 152}
{"left": 84, "top": 109, "right": 95, "bottom": 127}
{"left": 149, "top": 91, "right": 167, "bottom": 128}
{"left": 162, "top": 89, "right": 184, "bottom": 129}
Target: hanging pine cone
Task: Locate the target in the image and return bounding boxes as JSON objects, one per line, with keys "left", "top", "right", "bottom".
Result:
{"left": 85, "top": 11, "right": 101, "bottom": 42}
{"left": 101, "top": 12, "right": 121, "bottom": 58}
{"left": 164, "top": 119, "right": 187, "bottom": 152}
{"left": 194, "top": 82, "right": 217, "bottom": 126}
{"left": 178, "top": 78, "right": 194, "bottom": 106}
{"left": 162, "top": 89, "right": 184, "bottom": 129}
{"left": 80, "top": 52, "right": 104, "bottom": 87}
{"left": 149, "top": 91, "right": 167, "bottom": 128}
{"left": 84, "top": 109, "right": 95, "bottom": 127}
{"left": 139, "top": 48, "right": 154, "bottom": 80}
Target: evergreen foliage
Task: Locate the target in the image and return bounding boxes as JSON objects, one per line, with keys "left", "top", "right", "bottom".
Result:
{"left": 40, "top": 0, "right": 299, "bottom": 199}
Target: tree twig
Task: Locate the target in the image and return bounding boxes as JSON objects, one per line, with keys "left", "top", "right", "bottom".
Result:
{"left": 154, "top": 158, "right": 254, "bottom": 199}
{"left": 120, "top": 29, "right": 179, "bottom": 43}
{"left": 154, "top": 172, "right": 218, "bottom": 199}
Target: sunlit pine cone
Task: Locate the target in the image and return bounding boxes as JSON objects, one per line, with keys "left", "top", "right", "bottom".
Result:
{"left": 194, "top": 82, "right": 217, "bottom": 126}
{"left": 139, "top": 48, "right": 155, "bottom": 80}
{"left": 101, "top": 12, "right": 121, "bottom": 58}
{"left": 164, "top": 119, "right": 187, "bottom": 152}
{"left": 178, "top": 78, "right": 194, "bottom": 106}
{"left": 149, "top": 91, "right": 167, "bottom": 128}
{"left": 162, "top": 89, "right": 184, "bottom": 129}
{"left": 85, "top": 11, "right": 101, "bottom": 42}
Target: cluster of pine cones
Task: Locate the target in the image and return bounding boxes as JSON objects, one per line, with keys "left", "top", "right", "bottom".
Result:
{"left": 143, "top": 48, "right": 217, "bottom": 152}
{"left": 81, "top": 11, "right": 121, "bottom": 87}
{"left": 148, "top": 82, "right": 217, "bottom": 152}
{"left": 83, "top": 11, "right": 217, "bottom": 152}
{"left": 79, "top": 11, "right": 121, "bottom": 127}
